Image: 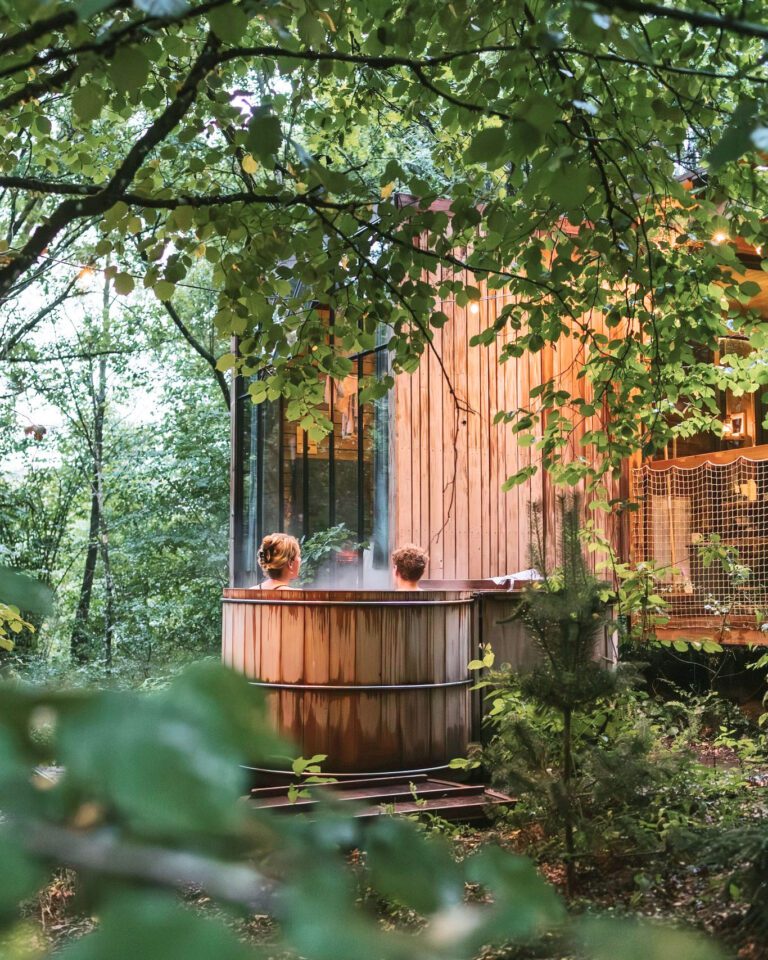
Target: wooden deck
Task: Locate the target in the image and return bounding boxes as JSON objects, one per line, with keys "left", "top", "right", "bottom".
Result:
{"left": 655, "top": 625, "right": 768, "bottom": 647}
{"left": 248, "top": 774, "right": 513, "bottom": 821}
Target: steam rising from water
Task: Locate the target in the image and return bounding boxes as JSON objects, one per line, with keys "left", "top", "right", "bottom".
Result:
{"left": 304, "top": 565, "right": 394, "bottom": 590}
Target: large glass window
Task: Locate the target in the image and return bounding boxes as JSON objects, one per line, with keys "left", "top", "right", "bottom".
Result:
{"left": 232, "top": 349, "right": 391, "bottom": 586}
{"left": 651, "top": 337, "right": 766, "bottom": 461}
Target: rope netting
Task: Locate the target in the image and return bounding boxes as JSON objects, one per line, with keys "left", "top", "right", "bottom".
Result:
{"left": 631, "top": 456, "right": 768, "bottom": 630}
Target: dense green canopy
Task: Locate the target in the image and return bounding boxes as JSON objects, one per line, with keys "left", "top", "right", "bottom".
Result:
{"left": 3, "top": 0, "right": 768, "bottom": 485}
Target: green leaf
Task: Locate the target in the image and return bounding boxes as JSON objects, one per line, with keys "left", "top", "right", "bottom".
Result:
{"left": 58, "top": 892, "right": 253, "bottom": 960}
{"left": 216, "top": 353, "right": 237, "bottom": 372}
{"left": 72, "top": 84, "right": 105, "bottom": 122}
{"left": 248, "top": 380, "right": 267, "bottom": 402}
{"left": 463, "top": 847, "right": 565, "bottom": 947}
{"left": 298, "top": 11, "right": 326, "bottom": 46}
{"left": 77, "top": 0, "right": 116, "bottom": 17}
{"left": 153, "top": 280, "right": 176, "bottom": 301}
{"left": 109, "top": 46, "right": 150, "bottom": 96}
{"left": 246, "top": 106, "right": 282, "bottom": 161}
{"left": 502, "top": 465, "right": 537, "bottom": 490}
{"left": 172, "top": 205, "right": 194, "bottom": 231}
{"left": 282, "top": 868, "right": 397, "bottom": 960}
{"left": 0, "top": 568, "right": 53, "bottom": 614}
{"left": 550, "top": 165, "right": 591, "bottom": 208}
{"left": 707, "top": 98, "right": 758, "bottom": 170}
{"left": 577, "top": 918, "right": 724, "bottom": 960}
{"left": 365, "top": 818, "right": 463, "bottom": 913}
{"left": 465, "top": 126, "right": 508, "bottom": 165}
{"left": 208, "top": 3, "right": 250, "bottom": 44}
{"left": 0, "top": 830, "right": 43, "bottom": 917}
{"left": 672, "top": 640, "right": 689, "bottom": 653}
{"left": 739, "top": 280, "right": 761, "bottom": 298}
{"left": 56, "top": 664, "right": 283, "bottom": 838}
{"left": 113, "top": 273, "right": 135, "bottom": 295}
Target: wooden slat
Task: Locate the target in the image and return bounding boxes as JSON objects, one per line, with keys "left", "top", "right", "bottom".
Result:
{"left": 411, "top": 359, "right": 421, "bottom": 551}
{"left": 454, "top": 293, "right": 470, "bottom": 580}
{"left": 479, "top": 291, "right": 491, "bottom": 578}
{"left": 419, "top": 325, "right": 431, "bottom": 555}
{"left": 221, "top": 603, "right": 233, "bottom": 668}
{"left": 243, "top": 601, "right": 255, "bottom": 679}
{"left": 467, "top": 296, "right": 482, "bottom": 578}
{"left": 442, "top": 296, "right": 457, "bottom": 578}
{"left": 259, "top": 602, "right": 281, "bottom": 682}
{"left": 394, "top": 339, "right": 411, "bottom": 548}
{"left": 280, "top": 605, "right": 305, "bottom": 683}
{"left": 429, "top": 315, "right": 445, "bottom": 579}
{"left": 516, "top": 334, "right": 531, "bottom": 572}
{"left": 489, "top": 306, "right": 501, "bottom": 575}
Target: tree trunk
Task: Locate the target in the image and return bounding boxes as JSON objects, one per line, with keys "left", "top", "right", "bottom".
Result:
{"left": 69, "top": 276, "right": 110, "bottom": 663}
{"left": 70, "top": 479, "right": 100, "bottom": 663}
{"left": 96, "top": 351, "right": 114, "bottom": 669}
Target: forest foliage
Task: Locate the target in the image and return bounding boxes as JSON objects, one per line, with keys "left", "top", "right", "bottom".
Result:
{"left": 2, "top": 1, "right": 768, "bottom": 957}
{"left": 2, "top": 0, "right": 768, "bottom": 485}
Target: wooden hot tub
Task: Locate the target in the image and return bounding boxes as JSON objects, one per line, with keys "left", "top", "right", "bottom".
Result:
{"left": 222, "top": 589, "right": 474, "bottom": 777}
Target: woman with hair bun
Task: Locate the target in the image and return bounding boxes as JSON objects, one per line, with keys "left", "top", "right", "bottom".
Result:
{"left": 256, "top": 533, "right": 301, "bottom": 590}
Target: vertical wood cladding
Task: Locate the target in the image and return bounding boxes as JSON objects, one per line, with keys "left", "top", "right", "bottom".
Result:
{"left": 392, "top": 274, "right": 622, "bottom": 580}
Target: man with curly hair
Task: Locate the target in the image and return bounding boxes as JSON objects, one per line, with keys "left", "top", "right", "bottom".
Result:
{"left": 392, "top": 544, "right": 428, "bottom": 591}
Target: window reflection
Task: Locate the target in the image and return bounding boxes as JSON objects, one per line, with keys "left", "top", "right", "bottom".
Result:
{"left": 235, "top": 349, "right": 390, "bottom": 586}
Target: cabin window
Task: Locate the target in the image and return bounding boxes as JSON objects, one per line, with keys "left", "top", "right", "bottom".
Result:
{"left": 651, "top": 338, "right": 765, "bottom": 460}
{"left": 232, "top": 346, "right": 391, "bottom": 587}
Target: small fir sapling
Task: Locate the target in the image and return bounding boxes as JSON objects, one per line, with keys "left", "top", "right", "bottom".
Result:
{"left": 507, "top": 497, "right": 619, "bottom": 894}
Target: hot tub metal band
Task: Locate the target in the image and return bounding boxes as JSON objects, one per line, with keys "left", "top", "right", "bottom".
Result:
{"left": 221, "top": 597, "right": 475, "bottom": 607}
{"left": 248, "top": 679, "right": 472, "bottom": 691}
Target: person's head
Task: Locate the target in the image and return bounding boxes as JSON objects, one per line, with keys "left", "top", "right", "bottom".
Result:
{"left": 392, "top": 544, "right": 428, "bottom": 590}
{"left": 258, "top": 533, "right": 301, "bottom": 583}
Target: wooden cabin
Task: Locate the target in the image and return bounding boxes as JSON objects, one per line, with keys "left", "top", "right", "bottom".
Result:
{"left": 229, "top": 284, "right": 622, "bottom": 588}
{"left": 229, "top": 233, "right": 768, "bottom": 649}
{"left": 224, "top": 222, "right": 768, "bottom": 777}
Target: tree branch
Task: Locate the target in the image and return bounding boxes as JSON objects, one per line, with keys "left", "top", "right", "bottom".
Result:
{"left": 0, "top": 0, "right": 231, "bottom": 82}
{"left": 0, "top": 32, "right": 221, "bottom": 302}
{"left": 559, "top": 45, "right": 768, "bottom": 84}
{"left": 0, "top": 4, "right": 120, "bottom": 58}
{"left": 23, "top": 820, "right": 275, "bottom": 913}
{"left": 0, "top": 176, "right": 370, "bottom": 212}
{"left": 0, "top": 275, "right": 82, "bottom": 360}
{"left": 0, "top": 66, "right": 76, "bottom": 112}
{"left": 597, "top": 0, "right": 768, "bottom": 41}
{"left": 162, "top": 298, "right": 230, "bottom": 408}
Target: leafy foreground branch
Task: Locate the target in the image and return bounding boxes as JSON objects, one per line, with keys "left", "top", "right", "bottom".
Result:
{"left": 0, "top": 661, "right": 724, "bottom": 960}
{"left": 5, "top": 0, "right": 768, "bottom": 484}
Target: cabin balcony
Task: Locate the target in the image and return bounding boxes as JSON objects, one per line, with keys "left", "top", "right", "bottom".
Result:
{"left": 631, "top": 444, "right": 768, "bottom": 646}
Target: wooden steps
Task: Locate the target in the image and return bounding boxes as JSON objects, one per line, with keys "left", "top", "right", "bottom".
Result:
{"left": 248, "top": 774, "right": 513, "bottom": 821}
